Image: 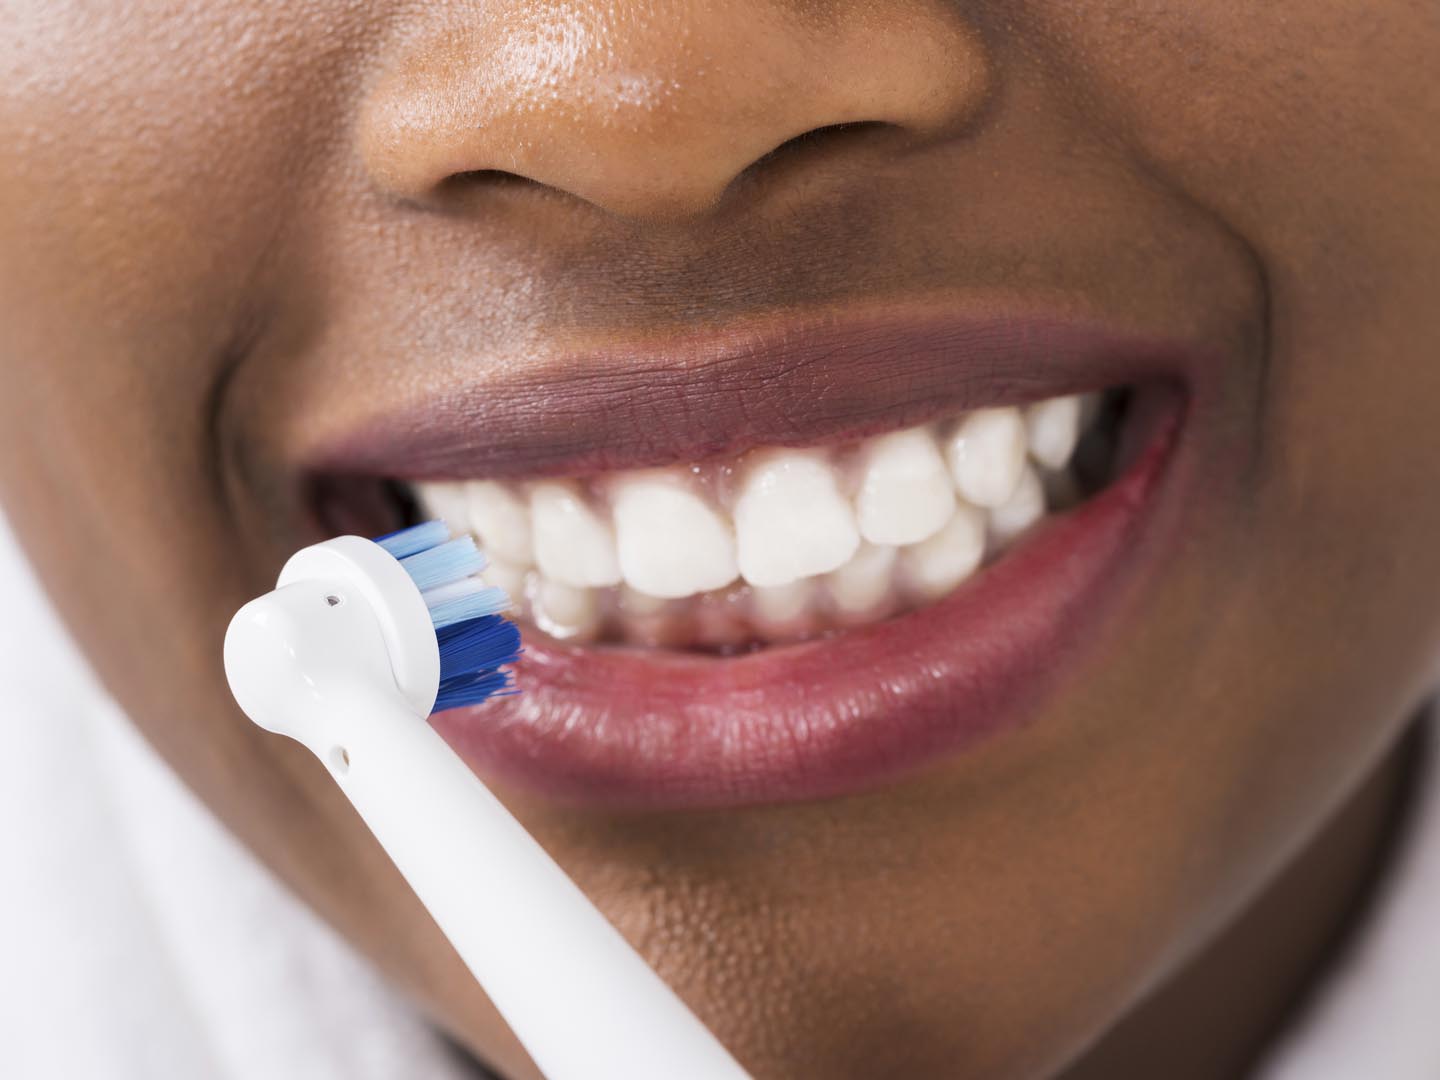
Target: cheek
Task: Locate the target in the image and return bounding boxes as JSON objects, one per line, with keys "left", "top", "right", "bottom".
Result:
{"left": 0, "top": 1, "right": 363, "bottom": 738}
{"left": 1059, "top": 2, "right": 1440, "bottom": 1045}
{"left": 0, "top": 6, "right": 466, "bottom": 1054}
{"left": 0, "top": 7, "right": 269, "bottom": 731}
{"left": 1019, "top": 0, "right": 1440, "bottom": 672}
{"left": 0, "top": 7, "right": 311, "bottom": 542}
{"left": 2, "top": 6, "right": 292, "bottom": 315}
{"left": 0, "top": 2, "right": 389, "bottom": 439}
{"left": 1024, "top": 1, "right": 1440, "bottom": 322}
{"left": 999, "top": 2, "right": 1440, "bottom": 640}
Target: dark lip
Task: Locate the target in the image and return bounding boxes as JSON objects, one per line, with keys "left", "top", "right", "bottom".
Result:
{"left": 299, "top": 303, "right": 1216, "bottom": 809}
{"left": 304, "top": 302, "right": 1199, "bottom": 484}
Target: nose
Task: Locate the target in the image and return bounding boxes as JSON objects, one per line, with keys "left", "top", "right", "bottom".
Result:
{"left": 358, "top": 0, "right": 993, "bottom": 222}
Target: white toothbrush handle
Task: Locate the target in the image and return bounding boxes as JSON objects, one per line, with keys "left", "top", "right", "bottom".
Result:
{"left": 321, "top": 689, "right": 751, "bottom": 1080}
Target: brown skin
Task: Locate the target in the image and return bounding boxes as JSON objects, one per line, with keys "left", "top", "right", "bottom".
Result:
{"left": 2, "top": 2, "right": 1438, "bottom": 1077}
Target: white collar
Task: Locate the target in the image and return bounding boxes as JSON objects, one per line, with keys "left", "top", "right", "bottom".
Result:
{"left": 1260, "top": 718, "right": 1440, "bottom": 1079}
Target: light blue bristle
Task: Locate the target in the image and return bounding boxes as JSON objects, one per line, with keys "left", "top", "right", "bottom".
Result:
{"left": 425, "top": 579, "right": 510, "bottom": 629}
{"left": 399, "top": 536, "right": 487, "bottom": 592}
{"left": 373, "top": 519, "right": 522, "bottom": 714}
{"left": 375, "top": 520, "right": 450, "bottom": 560}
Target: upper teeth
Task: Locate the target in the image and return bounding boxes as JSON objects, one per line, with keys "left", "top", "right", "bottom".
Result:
{"left": 1024, "top": 395, "right": 1083, "bottom": 471}
{"left": 611, "top": 471, "right": 738, "bottom": 598}
{"left": 945, "top": 406, "right": 1029, "bottom": 508}
{"left": 733, "top": 450, "right": 862, "bottom": 587}
{"left": 528, "top": 480, "right": 622, "bottom": 588}
{"left": 412, "top": 392, "right": 1097, "bottom": 644}
{"left": 988, "top": 463, "right": 1047, "bottom": 546}
{"left": 854, "top": 428, "right": 957, "bottom": 546}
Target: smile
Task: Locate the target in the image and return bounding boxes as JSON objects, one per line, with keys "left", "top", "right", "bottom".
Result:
{"left": 308, "top": 306, "right": 1199, "bottom": 808}
{"left": 411, "top": 390, "right": 1113, "bottom": 650}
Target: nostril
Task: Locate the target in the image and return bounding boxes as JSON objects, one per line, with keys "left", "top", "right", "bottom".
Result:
{"left": 751, "top": 121, "right": 895, "bottom": 169}
{"left": 425, "top": 167, "right": 560, "bottom": 212}
{"left": 726, "top": 120, "right": 900, "bottom": 200}
{"left": 441, "top": 168, "right": 539, "bottom": 192}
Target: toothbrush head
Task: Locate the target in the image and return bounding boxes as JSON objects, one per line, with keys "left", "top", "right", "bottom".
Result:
{"left": 375, "top": 520, "right": 522, "bottom": 713}
{"left": 225, "top": 521, "right": 520, "bottom": 741}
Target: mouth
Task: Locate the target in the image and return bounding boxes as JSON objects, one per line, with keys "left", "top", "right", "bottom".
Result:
{"left": 306, "top": 306, "right": 1196, "bottom": 808}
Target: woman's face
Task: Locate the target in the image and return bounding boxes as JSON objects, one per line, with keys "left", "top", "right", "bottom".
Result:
{"left": 3, "top": 2, "right": 1438, "bottom": 1077}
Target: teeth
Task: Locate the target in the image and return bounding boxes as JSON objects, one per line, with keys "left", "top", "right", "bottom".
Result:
{"left": 1025, "top": 395, "right": 1083, "bottom": 471}
{"left": 751, "top": 580, "right": 811, "bottom": 622}
{"left": 481, "top": 557, "right": 530, "bottom": 605}
{"left": 988, "top": 464, "right": 1046, "bottom": 546}
{"left": 530, "top": 578, "right": 600, "bottom": 642}
{"left": 406, "top": 389, "right": 1112, "bottom": 650}
{"left": 529, "top": 481, "right": 622, "bottom": 588}
{"left": 945, "top": 407, "right": 1028, "bottom": 508}
{"left": 734, "top": 450, "right": 861, "bottom": 587}
{"left": 465, "top": 481, "right": 534, "bottom": 567}
{"left": 414, "top": 482, "right": 475, "bottom": 536}
{"left": 618, "top": 584, "right": 671, "bottom": 617}
{"left": 615, "top": 586, "right": 683, "bottom": 647}
{"left": 854, "top": 429, "right": 957, "bottom": 545}
{"left": 751, "top": 580, "right": 817, "bottom": 641}
{"left": 611, "top": 471, "right": 738, "bottom": 598}
{"left": 898, "top": 503, "right": 987, "bottom": 602}
{"left": 825, "top": 541, "right": 899, "bottom": 618}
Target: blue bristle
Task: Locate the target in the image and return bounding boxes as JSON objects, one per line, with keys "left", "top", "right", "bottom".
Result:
{"left": 436, "top": 615, "right": 522, "bottom": 687}
{"left": 399, "top": 536, "right": 486, "bottom": 592}
{"left": 434, "top": 616, "right": 522, "bottom": 711}
{"left": 375, "top": 520, "right": 450, "bottom": 559}
{"left": 434, "top": 668, "right": 517, "bottom": 713}
{"left": 373, "top": 519, "right": 521, "bottom": 714}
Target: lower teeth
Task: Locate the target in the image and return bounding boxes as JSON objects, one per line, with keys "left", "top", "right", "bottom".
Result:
{"left": 403, "top": 390, "right": 1121, "bottom": 652}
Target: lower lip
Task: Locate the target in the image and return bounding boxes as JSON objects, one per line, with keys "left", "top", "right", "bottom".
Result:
{"left": 434, "top": 402, "right": 1184, "bottom": 810}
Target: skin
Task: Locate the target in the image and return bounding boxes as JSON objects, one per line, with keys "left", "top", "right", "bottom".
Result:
{"left": 2, "top": 1, "right": 1438, "bottom": 1077}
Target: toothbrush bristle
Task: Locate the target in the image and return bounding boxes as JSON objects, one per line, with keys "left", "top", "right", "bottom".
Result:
{"left": 399, "top": 536, "right": 487, "bottom": 591}
{"left": 424, "top": 579, "right": 511, "bottom": 629}
{"left": 376, "top": 520, "right": 521, "bottom": 712}
{"left": 375, "top": 520, "right": 449, "bottom": 559}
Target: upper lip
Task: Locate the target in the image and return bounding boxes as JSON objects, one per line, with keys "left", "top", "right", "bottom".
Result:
{"left": 299, "top": 298, "right": 1202, "bottom": 486}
